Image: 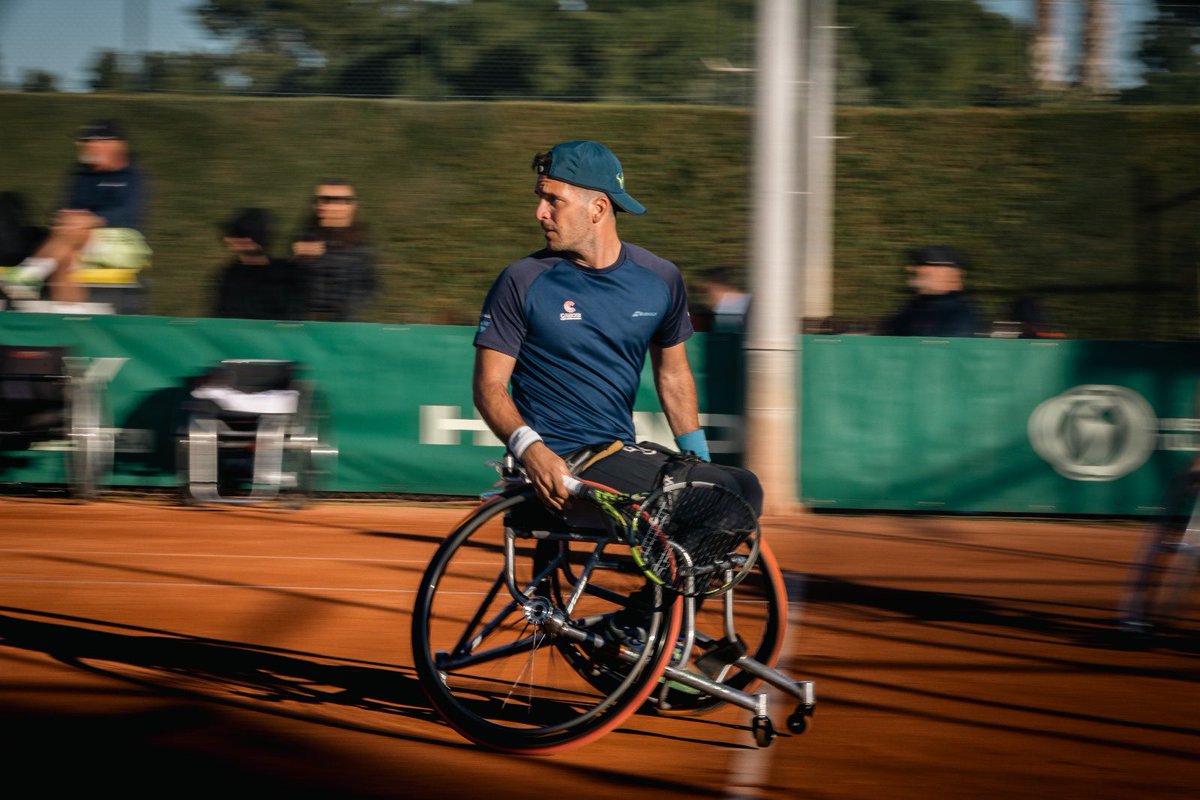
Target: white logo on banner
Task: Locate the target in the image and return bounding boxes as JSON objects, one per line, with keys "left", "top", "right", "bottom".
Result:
{"left": 1028, "top": 385, "right": 1157, "bottom": 481}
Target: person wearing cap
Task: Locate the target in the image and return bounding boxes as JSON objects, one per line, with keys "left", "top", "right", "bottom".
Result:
{"left": 212, "top": 207, "right": 303, "bottom": 321}
{"left": 2, "top": 119, "right": 149, "bottom": 304}
{"left": 472, "top": 140, "right": 762, "bottom": 514}
{"left": 882, "top": 245, "right": 984, "bottom": 338}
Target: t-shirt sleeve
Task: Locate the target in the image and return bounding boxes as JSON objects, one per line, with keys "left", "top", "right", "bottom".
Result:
{"left": 653, "top": 266, "right": 694, "bottom": 347}
{"left": 473, "top": 264, "right": 530, "bottom": 358}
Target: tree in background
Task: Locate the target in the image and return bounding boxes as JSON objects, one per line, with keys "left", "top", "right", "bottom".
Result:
{"left": 1033, "top": 0, "right": 1066, "bottom": 90}
{"left": 1080, "top": 0, "right": 1114, "bottom": 94}
{"left": 89, "top": 49, "right": 232, "bottom": 94}
{"left": 1124, "top": 0, "right": 1200, "bottom": 103}
{"left": 836, "top": 0, "right": 1031, "bottom": 106}
{"left": 190, "top": 0, "right": 1031, "bottom": 106}
{"left": 21, "top": 69, "right": 59, "bottom": 93}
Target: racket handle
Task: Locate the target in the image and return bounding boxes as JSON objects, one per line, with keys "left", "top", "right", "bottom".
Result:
{"left": 562, "top": 475, "right": 583, "bottom": 495}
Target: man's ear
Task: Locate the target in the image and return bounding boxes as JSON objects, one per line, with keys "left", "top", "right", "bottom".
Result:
{"left": 590, "top": 193, "right": 610, "bottom": 223}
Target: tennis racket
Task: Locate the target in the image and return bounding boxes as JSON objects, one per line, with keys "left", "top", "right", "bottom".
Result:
{"left": 563, "top": 475, "right": 760, "bottom": 596}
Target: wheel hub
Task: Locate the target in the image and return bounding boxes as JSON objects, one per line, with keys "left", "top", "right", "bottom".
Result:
{"left": 522, "top": 596, "right": 554, "bottom": 626}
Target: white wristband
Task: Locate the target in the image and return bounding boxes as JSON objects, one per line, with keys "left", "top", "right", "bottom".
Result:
{"left": 507, "top": 425, "right": 543, "bottom": 462}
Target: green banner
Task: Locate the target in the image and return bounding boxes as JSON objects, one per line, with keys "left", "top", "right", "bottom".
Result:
{"left": 3, "top": 314, "right": 1193, "bottom": 514}
{"left": 800, "top": 335, "right": 1197, "bottom": 515}
{"left": 0, "top": 314, "right": 735, "bottom": 497}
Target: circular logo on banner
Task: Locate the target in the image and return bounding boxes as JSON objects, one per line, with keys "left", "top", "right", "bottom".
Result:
{"left": 1028, "top": 385, "right": 1157, "bottom": 481}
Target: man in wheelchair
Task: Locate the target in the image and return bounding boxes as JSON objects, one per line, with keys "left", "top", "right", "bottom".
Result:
{"left": 472, "top": 139, "right": 761, "bottom": 516}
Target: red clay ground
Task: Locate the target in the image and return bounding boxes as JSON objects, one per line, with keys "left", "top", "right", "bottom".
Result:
{"left": 0, "top": 495, "right": 1196, "bottom": 798}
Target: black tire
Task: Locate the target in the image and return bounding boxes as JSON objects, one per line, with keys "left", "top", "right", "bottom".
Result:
{"left": 655, "top": 538, "right": 788, "bottom": 714}
{"left": 411, "top": 488, "right": 681, "bottom": 753}
{"left": 1122, "top": 476, "right": 1200, "bottom": 632}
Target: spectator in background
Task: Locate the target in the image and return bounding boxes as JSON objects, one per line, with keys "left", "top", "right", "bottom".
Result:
{"left": 882, "top": 245, "right": 983, "bottom": 338}
{"left": 291, "top": 179, "right": 377, "bottom": 322}
{"left": 213, "top": 208, "right": 303, "bottom": 320}
{"left": 1008, "top": 295, "right": 1066, "bottom": 339}
{"left": 701, "top": 264, "right": 751, "bottom": 333}
{"left": 0, "top": 192, "right": 48, "bottom": 268}
{"left": 1, "top": 120, "right": 150, "bottom": 304}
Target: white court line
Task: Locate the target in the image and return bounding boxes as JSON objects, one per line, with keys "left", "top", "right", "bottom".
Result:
{"left": 0, "top": 548, "right": 431, "bottom": 564}
{"left": 0, "top": 577, "right": 417, "bottom": 593}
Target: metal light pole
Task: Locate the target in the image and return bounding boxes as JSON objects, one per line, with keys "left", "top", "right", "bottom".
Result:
{"left": 744, "top": 0, "right": 803, "bottom": 514}
{"left": 744, "top": 0, "right": 836, "bottom": 514}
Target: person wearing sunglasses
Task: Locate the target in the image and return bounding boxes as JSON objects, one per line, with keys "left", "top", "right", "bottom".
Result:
{"left": 291, "top": 179, "right": 377, "bottom": 322}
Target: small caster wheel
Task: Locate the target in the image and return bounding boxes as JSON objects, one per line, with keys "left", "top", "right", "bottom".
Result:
{"left": 751, "top": 715, "right": 776, "bottom": 748}
{"left": 787, "top": 711, "right": 808, "bottom": 734}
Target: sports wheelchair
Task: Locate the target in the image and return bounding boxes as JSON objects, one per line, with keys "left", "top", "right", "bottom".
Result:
{"left": 0, "top": 344, "right": 118, "bottom": 498}
{"left": 410, "top": 451, "right": 815, "bottom": 753}
{"left": 176, "top": 359, "right": 332, "bottom": 507}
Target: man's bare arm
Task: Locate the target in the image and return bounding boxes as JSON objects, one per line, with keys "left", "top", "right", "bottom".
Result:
{"left": 650, "top": 341, "right": 702, "bottom": 437}
{"left": 473, "top": 347, "right": 571, "bottom": 509}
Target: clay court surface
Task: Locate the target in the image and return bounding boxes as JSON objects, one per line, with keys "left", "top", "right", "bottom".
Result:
{"left": 1, "top": 495, "right": 1196, "bottom": 798}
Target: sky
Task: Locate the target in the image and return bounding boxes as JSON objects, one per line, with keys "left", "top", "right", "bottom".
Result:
{"left": 0, "top": 0, "right": 221, "bottom": 91}
{"left": 0, "top": 0, "right": 1159, "bottom": 92}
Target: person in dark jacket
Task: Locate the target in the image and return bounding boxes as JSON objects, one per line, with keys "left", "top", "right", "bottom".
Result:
{"left": 882, "top": 245, "right": 983, "bottom": 338}
{"left": 213, "top": 208, "right": 303, "bottom": 321}
{"left": 290, "top": 179, "right": 377, "bottom": 322}
{"left": 2, "top": 119, "right": 150, "bottom": 304}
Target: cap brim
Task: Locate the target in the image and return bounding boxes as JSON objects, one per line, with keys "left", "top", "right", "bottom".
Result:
{"left": 611, "top": 191, "right": 646, "bottom": 215}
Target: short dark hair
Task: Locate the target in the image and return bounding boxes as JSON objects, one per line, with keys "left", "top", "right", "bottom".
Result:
{"left": 708, "top": 264, "right": 742, "bottom": 288}
{"left": 223, "top": 207, "right": 274, "bottom": 250}
{"left": 907, "top": 245, "right": 971, "bottom": 270}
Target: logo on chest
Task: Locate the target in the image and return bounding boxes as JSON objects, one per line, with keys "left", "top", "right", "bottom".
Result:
{"left": 560, "top": 300, "right": 582, "bottom": 321}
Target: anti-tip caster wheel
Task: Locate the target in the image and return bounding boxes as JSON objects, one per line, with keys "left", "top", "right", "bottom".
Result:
{"left": 751, "top": 715, "right": 776, "bottom": 748}
{"left": 787, "top": 711, "right": 809, "bottom": 734}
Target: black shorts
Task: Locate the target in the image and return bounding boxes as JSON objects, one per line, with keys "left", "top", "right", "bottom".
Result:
{"left": 576, "top": 442, "right": 764, "bottom": 517}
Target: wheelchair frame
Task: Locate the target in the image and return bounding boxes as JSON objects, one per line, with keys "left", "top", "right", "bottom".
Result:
{"left": 410, "top": 457, "right": 815, "bottom": 752}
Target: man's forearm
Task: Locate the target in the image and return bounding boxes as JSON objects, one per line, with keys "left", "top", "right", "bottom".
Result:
{"left": 474, "top": 380, "right": 528, "bottom": 443}
{"left": 656, "top": 369, "right": 701, "bottom": 437}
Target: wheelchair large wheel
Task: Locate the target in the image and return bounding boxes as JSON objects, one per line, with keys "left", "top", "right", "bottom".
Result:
{"left": 1122, "top": 477, "right": 1200, "bottom": 632}
{"left": 411, "top": 488, "right": 681, "bottom": 753}
{"left": 655, "top": 538, "right": 787, "bottom": 714}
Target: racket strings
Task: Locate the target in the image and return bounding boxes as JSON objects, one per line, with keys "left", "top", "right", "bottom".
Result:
{"left": 633, "top": 484, "right": 758, "bottom": 595}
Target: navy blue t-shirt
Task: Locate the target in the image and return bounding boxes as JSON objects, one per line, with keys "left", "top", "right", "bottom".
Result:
{"left": 474, "top": 243, "right": 693, "bottom": 455}
{"left": 61, "top": 160, "right": 148, "bottom": 230}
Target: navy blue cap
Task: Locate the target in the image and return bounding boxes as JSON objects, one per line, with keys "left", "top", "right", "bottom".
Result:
{"left": 533, "top": 140, "right": 645, "bottom": 215}
{"left": 75, "top": 119, "right": 126, "bottom": 140}
{"left": 907, "top": 245, "right": 971, "bottom": 270}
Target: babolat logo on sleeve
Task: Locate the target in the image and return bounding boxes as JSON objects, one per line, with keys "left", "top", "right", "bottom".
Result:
{"left": 477, "top": 313, "right": 492, "bottom": 333}
{"left": 560, "top": 300, "right": 582, "bottom": 321}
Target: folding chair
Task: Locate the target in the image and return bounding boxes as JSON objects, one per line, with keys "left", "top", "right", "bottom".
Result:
{"left": 0, "top": 345, "right": 118, "bottom": 497}
{"left": 178, "top": 359, "right": 330, "bottom": 507}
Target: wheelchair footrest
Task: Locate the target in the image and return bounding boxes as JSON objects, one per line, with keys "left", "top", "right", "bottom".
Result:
{"left": 695, "top": 635, "right": 747, "bottom": 678}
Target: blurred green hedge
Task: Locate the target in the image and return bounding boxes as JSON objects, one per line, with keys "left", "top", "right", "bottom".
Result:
{"left": 1, "top": 94, "right": 1196, "bottom": 339}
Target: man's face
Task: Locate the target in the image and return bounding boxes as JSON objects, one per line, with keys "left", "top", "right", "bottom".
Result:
{"left": 534, "top": 176, "right": 593, "bottom": 254}
{"left": 314, "top": 184, "right": 357, "bottom": 228}
{"left": 75, "top": 137, "right": 125, "bottom": 169}
{"left": 906, "top": 264, "right": 961, "bottom": 295}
